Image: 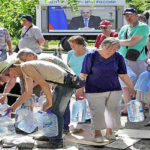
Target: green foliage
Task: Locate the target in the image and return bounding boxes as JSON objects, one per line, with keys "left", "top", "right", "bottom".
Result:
{"left": 1, "top": 0, "right": 149, "bottom": 39}
{"left": 0, "top": 0, "right": 81, "bottom": 38}
{"left": 126, "top": 0, "right": 150, "bottom": 13}
{"left": 0, "top": 0, "right": 39, "bottom": 38}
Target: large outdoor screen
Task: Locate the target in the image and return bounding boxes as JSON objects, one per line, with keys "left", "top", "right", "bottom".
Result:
{"left": 48, "top": 6, "right": 116, "bottom": 31}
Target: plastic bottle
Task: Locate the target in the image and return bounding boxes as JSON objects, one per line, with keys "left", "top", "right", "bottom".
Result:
{"left": 0, "top": 102, "right": 9, "bottom": 115}
{"left": 36, "top": 110, "right": 58, "bottom": 137}
{"left": 17, "top": 113, "right": 38, "bottom": 133}
{"left": 15, "top": 105, "right": 31, "bottom": 128}
{"left": 34, "top": 93, "right": 46, "bottom": 112}
{"left": 127, "top": 98, "right": 145, "bottom": 122}
{"left": 72, "top": 97, "right": 87, "bottom": 123}
{"left": 0, "top": 116, "right": 15, "bottom": 136}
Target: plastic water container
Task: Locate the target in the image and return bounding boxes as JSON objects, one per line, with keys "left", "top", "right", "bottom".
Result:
{"left": 135, "top": 70, "right": 150, "bottom": 92}
{"left": 24, "top": 94, "right": 38, "bottom": 111}
{"left": 15, "top": 105, "right": 31, "bottom": 128}
{"left": 36, "top": 110, "right": 58, "bottom": 137}
{"left": 127, "top": 98, "right": 145, "bottom": 122}
{"left": 0, "top": 102, "right": 9, "bottom": 115}
{"left": 17, "top": 113, "right": 38, "bottom": 133}
{"left": 71, "top": 97, "right": 87, "bottom": 123}
{"left": 0, "top": 116, "right": 15, "bottom": 136}
{"left": 33, "top": 93, "right": 46, "bottom": 112}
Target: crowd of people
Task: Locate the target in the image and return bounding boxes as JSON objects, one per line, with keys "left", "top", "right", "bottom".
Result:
{"left": 0, "top": 7, "right": 150, "bottom": 149}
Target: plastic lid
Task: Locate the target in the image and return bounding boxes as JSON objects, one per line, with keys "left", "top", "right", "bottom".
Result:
{"left": 1, "top": 108, "right": 11, "bottom": 117}
{"left": 2, "top": 102, "right": 6, "bottom": 105}
{"left": 21, "top": 105, "right": 25, "bottom": 108}
{"left": 131, "top": 97, "right": 136, "bottom": 100}
{"left": 47, "top": 110, "right": 52, "bottom": 114}
{"left": 147, "top": 69, "right": 150, "bottom": 72}
{"left": 38, "top": 110, "right": 43, "bottom": 114}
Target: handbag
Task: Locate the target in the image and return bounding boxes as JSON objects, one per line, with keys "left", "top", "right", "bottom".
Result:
{"left": 14, "top": 25, "right": 33, "bottom": 53}
{"left": 125, "top": 28, "right": 145, "bottom": 61}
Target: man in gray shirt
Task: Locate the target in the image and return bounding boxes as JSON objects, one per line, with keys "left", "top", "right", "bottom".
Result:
{"left": 0, "top": 26, "right": 13, "bottom": 61}
{"left": 18, "top": 14, "right": 45, "bottom": 54}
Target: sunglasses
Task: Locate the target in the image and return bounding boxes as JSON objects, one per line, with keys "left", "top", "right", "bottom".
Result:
{"left": 20, "top": 19, "right": 27, "bottom": 23}
{"left": 100, "top": 26, "right": 108, "bottom": 30}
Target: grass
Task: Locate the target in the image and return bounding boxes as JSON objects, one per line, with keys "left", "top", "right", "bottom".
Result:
{"left": 11, "top": 38, "right": 96, "bottom": 52}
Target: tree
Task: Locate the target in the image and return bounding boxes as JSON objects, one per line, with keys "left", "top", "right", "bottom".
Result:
{"left": 0, "top": 0, "right": 80, "bottom": 38}
{"left": 126, "top": 0, "right": 150, "bottom": 13}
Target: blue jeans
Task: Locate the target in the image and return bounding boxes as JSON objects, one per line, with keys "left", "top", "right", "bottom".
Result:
{"left": 50, "top": 85, "right": 73, "bottom": 141}
{"left": 63, "top": 101, "right": 70, "bottom": 130}
{"left": 71, "top": 99, "right": 87, "bottom": 122}
{"left": 0, "top": 50, "right": 7, "bottom": 62}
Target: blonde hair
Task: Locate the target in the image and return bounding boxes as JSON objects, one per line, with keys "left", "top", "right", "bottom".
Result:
{"left": 68, "top": 36, "right": 87, "bottom": 47}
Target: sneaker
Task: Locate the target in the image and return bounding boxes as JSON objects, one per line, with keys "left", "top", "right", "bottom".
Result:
{"left": 34, "top": 135, "right": 49, "bottom": 141}
{"left": 93, "top": 136, "right": 104, "bottom": 143}
{"left": 48, "top": 139, "right": 63, "bottom": 148}
{"left": 63, "top": 128, "right": 69, "bottom": 134}
{"left": 106, "top": 134, "right": 116, "bottom": 140}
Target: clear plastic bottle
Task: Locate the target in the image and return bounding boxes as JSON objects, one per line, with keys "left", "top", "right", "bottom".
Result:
{"left": 17, "top": 113, "right": 38, "bottom": 133}
{"left": 15, "top": 105, "right": 31, "bottom": 128}
{"left": 0, "top": 102, "right": 9, "bottom": 115}
{"left": 127, "top": 98, "right": 145, "bottom": 122}
{"left": 0, "top": 116, "right": 15, "bottom": 136}
{"left": 33, "top": 93, "right": 46, "bottom": 112}
{"left": 37, "top": 110, "right": 58, "bottom": 137}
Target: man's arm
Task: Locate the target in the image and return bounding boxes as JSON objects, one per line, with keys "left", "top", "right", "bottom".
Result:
{"left": 119, "top": 35, "right": 144, "bottom": 47}
{"left": 21, "top": 65, "right": 52, "bottom": 111}
{"left": 0, "top": 77, "right": 16, "bottom": 103}
{"left": 11, "top": 77, "right": 33, "bottom": 111}
{"left": 6, "top": 40, "right": 13, "bottom": 55}
{"left": 37, "top": 37, "right": 45, "bottom": 46}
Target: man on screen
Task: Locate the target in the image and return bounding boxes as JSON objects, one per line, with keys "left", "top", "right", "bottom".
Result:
{"left": 68, "top": 8, "right": 101, "bottom": 30}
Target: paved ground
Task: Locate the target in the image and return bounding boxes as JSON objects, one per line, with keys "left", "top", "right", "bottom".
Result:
{"left": 1, "top": 52, "right": 150, "bottom": 150}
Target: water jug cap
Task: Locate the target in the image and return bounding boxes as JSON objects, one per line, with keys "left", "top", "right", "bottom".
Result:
{"left": 1, "top": 108, "right": 11, "bottom": 117}
{"left": 20, "top": 105, "right": 25, "bottom": 108}
{"left": 47, "top": 110, "right": 52, "bottom": 114}
{"left": 38, "top": 110, "right": 43, "bottom": 114}
{"left": 148, "top": 69, "right": 150, "bottom": 72}
{"left": 1, "top": 102, "right": 6, "bottom": 105}
{"left": 131, "top": 97, "right": 136, "bottom": 100}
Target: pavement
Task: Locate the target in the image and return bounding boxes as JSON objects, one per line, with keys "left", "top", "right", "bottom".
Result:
{"left": 1, "top": 52, "right": 150, "bottom": 150}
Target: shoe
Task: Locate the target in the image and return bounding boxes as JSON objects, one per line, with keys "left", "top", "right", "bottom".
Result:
{"left": 34, "top": 135, "right": 49, "bottom": 141}
{"left": 48, "top": 139, "right": 63, "bottom": 148}
{"left": 93, "top": 136, "right": 104, "bottom": 143}
{"left": 106, "top": 134, "right": 116, "bottom": 140}
{"left": 121, "top": 112, "right": 128, "bottom": 116}
{"left": 144, "top": 121, "right": 150, "bottom": 127}
{"left": 85, "top": 119, "right": 91, "bottom": 123}
{"left": 63, "top": 128, "right": 69, "bottom": 134}
{"left": 47, "top": 142, "right": 63, "bottom": 148}
{"left": 70, "top": 128, "right": 83, "bottom": 134}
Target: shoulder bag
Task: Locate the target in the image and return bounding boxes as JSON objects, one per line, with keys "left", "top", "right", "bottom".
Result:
{"left": 14, "top": 25, "right": 33, "bottom": 53}
{"left": 125, "top": 28, "right": 145, "bottom": 61}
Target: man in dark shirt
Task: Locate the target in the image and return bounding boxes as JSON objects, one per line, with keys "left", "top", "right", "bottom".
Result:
{"left": 68, "top": 8, "right": 101, "bottom": 30}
